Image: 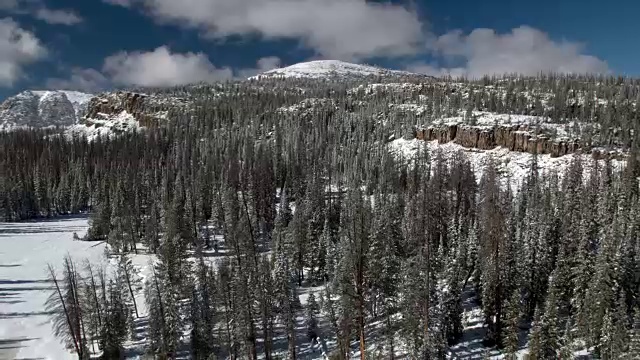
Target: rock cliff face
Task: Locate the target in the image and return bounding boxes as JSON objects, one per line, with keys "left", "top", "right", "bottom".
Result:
{"left": 0, "top": 90, "right": 93, "bottom": 129}
{"left": 418, "top": 124, "right": 583, "bottom": 158}
{"left": 85, "top": 92, "right": 156, "bottom": 128}
{"left": 83, "top": 91, "right": 189, "bottom": 128}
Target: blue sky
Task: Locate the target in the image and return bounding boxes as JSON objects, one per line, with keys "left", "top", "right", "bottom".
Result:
{"left": 0, "top": 0, "right": 635, "bottom": 99}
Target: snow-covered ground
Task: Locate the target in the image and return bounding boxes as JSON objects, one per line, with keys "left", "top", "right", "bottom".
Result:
{"left": 250, "top": 60, "right": 415, "bottom": 80}
{"left": 0, "top": 216, "right": 106, "bottom": 360}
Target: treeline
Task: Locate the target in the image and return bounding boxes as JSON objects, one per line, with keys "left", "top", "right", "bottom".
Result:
{"left": 4, "top": 73, "right": 640, "bottom": 221}
{"left": 0, "top": 130, "right": 93, "bottom": 221}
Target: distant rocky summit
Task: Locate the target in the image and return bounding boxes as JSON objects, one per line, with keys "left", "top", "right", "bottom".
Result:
{"left": 0, "top": 90, "right": 93, "bottom": 130}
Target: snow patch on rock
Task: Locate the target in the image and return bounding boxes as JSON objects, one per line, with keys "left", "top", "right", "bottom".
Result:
{"left": 388, "top": 137, "right": 626, "bottom": 192}
{"left": 68, "top": 110, "right": 143, "bottom": 140}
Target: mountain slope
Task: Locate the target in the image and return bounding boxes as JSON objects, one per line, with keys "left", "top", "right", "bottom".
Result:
{"left": 0, "top": 90, "right": 93, "bottom": 129}
{"left": 250, "top": 59, "right": 419, "bottom": 80}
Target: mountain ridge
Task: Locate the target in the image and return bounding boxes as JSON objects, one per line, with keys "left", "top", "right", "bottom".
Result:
{"left": 0, "top": 90, "right": 93, "bottom": 130}
{"left": 249, "top": 59, "right": 422, "bottom": 80}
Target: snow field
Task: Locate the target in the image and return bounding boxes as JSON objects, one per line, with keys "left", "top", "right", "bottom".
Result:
{"left": 250, "top": 60, "right": 414, "bottom": 80}
{"left": 0, "top": 216, "right": 105, "bottom": 360}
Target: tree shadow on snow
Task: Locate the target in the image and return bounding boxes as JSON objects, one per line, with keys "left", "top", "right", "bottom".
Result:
{"left": 0, "top": 310, "right": 55, "bottom": 319}
{"left": 0, "top": 227, "right": 87, "bottom": 236}
{"left": 0, "top": 300, "right": 25, "bottom": 305}
{"left": 0, "top": 279, "right": 53, "bottom": 285}
{"left": 0, "top": 337, "right": 39, "bottom": 351}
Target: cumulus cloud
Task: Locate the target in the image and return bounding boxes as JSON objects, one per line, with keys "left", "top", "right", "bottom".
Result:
{"left": 0, "top": 17, "right": 47, "bottom": 87}
{"left": 411, "top": 26, "right": 609, "bottom": 78}
{"left": 46, "top": 68, "right": 110, "bottom": 93}
{"left": 46, "top": 51, "right": 282, "bottom": 91}
{"left": 1, "top": 0, "right": 82, "bottom": 26}
{"left": 237, "top": 56, "right": 281, "bottom": 78}
{"left": 102, "top": 46, "right": 234, "bottom": 87}
{"left": 102, "top": 0, "right": 424, "bottom": 60}
{"left": 34, "top": 8, "right": 83, "bottom": 25}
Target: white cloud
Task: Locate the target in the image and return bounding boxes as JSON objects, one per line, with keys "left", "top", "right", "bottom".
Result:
{"left": 237, "top": 56, "right": 281, "bottom": 78}
{"left": 46, "top": 68, "right": 109, "bottom": 93}
{"left": 411, "top": 26, "right": 609, "bottom": 78}
{"left": 101, "top": 0, "right": 133, "bottom": 7}
{"left": 256, "top": 56, "right": 281, "bottom": 71}
{"left": 47, "top": 52, "right": 282, "bottom": 90}
{"left": 34, "top": 8, "right": 82, "bottom": 25}
{"left": 0, "top": 17, "right": 47, "bottom": 87}
{"left": 102, "top": 46, "right": 234, "bottom": 87}
{"left": 1, "top": 0, "right": 82, "bottom": 26}
{"left": 102, "top": 0, "right": 424, "bottom": 60}
{"left": 405, "top": 63, "right": 467, "bottom": 78}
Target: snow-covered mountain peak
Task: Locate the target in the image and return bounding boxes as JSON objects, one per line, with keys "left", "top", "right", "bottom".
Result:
{"left": 0, "top": 90, "right": 93, "bottom": 130}
{"left": 32, "top": 90, "right": 93, "bottom": 107}
{"left": 250, "top": 60, "right": 416, "bottom": 80}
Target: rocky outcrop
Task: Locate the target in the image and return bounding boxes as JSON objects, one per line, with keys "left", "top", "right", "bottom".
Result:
{"left": 418, "top": 123, "right": 586, "bottom": 158}
{"left": 84, "top": 91, "right": 191, "bottom": 128}
{"left": 85, "top": 92, "right": 155, "bottom": 127}
{"left": 0, "top": 90, "right": 92, "bottom": 130}
{"left": 85, "top": 92, "right": 144, "bottom": 119}
{"left": 39, "top": 92, "right": 76, "bottom": 126}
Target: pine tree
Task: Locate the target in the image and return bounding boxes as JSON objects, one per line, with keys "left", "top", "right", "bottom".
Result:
{"left": 190, "top": 252, "right": 216, "bottom": 359}
{"left": 558, "top": 320, "right": 575, "bottom": 360}
{"left": 336, "top": 188, "right": 371, "bottom": 360}
{"left": 503, "top": 291, "right": 521, "bottom": 359}
{"left": 273, "top": 234, "right": 298, "bottom": 360}
{"left": 626, "top": 308, "right": 640, "bottom": 359}
{"left": 478, "top": 159, "right": 508, "bottom": 346}
{"left": 305, "top": 293, "right": 320, "bottom": 344}
{"left": 101, "top": 277, "right": 130, "bottom": 359}
{"left": 600, "top": 293, "right": 629, "bottom": 359}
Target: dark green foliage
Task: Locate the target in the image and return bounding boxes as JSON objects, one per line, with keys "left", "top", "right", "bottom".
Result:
{"left": 7, "top": 74, "right": 640, "bottom": 358}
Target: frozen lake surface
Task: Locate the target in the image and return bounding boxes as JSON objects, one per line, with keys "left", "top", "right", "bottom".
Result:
{"left": 0, "top": 216, "right": 106, "bottom": 360}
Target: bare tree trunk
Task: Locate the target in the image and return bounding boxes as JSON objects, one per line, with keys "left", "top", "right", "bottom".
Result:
{"left": 85, "top": 263, "right": 103, "bottom": 328}
{"left": 386, "top": 311, "right": 395, "bottom": 360}
{"left": 287, "top": 310, "right": 297, "bottom": 360}
{"left": 261, "top": 299, "right": 272, "bottom": 360}
{"left": 48, "top": 264, "right": 81, "bottom": 358}
{"left": 357, "top": 268, "right": 366, "bottom": 360}
{"left": 358, "top": 301, "right": 366, "bottom": 360}
{"left": 123, "top": 260, "right": 139, "bottom": 318}
{"left": 129, "top": 220, "right": 138, "bottom": 254}
{"left": 222, "top": 279, "right": 236, "bottom": 360}
{"left": 84, "top": 263, "right": 101, "bottom": 354}
{"left": 66, "top": 258, "right": 87, "bottom": 359}
{"left": 152, "top": 269, "right": 167, "bottom": 355}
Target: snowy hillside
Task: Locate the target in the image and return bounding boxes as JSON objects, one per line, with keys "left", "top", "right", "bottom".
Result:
{"left": 0, "top": 90, "right": 94, "bottom": 130}
{"left": 250, "top": 60, "right": 418, "bottom": 80}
